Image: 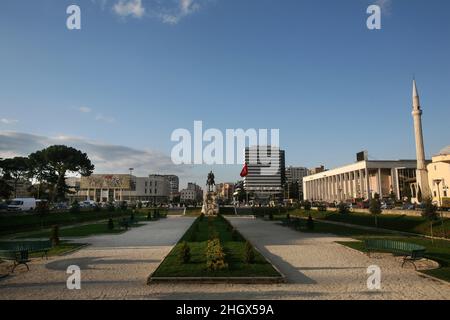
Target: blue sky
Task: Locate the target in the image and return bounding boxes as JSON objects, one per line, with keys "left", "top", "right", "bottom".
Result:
{"left": 0, "top": 0, "right": 449, "bottom": 188}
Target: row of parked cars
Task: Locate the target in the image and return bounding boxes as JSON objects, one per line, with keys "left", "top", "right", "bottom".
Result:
{"left": 0, "top": 198, "right": 44, "bottom": 212}
{"left": 0, "top": 198, "right": 168, "bottom": 213}
{"left": 311, "top": 199, "right": 427, "bottom": 211}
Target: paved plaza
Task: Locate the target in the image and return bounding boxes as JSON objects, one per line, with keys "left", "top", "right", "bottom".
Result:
{"left": 0, "top": 216, "right": 449, "bottom": 300}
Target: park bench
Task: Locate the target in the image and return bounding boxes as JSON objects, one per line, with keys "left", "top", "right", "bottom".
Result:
{"left": 0, "top": 240, "right": 52, "bottom": 272}
{"left": 364, "top": 239, "right": 426, "bottom": 270}
{"left": 119, "top": 217, "right": 138, "bottom": 230}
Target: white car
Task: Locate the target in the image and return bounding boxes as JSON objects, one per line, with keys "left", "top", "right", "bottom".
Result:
{"left": 8, "top": 198, "right": 37, "bottom": 212}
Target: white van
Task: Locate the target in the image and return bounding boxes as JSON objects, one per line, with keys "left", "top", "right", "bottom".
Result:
{"left": 8, "top": 198, "right": 37, "bottom": 212}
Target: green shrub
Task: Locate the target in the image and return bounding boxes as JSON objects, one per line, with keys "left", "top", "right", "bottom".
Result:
{"left": 93, "top": 205, "right": 101, "bottom": 212}
{"left": 137, "top": 201, "right": 143, "bottom": 209}
{"left": 199, "top": 213, "right": 205, "bottom": 221}
{"left": 317, "top": 204, "right": 327, "bottom": 212}
{"left": 303, "top": 201, "right": 312, "bottom": 211}
{"left": 147, "top": 211, "right": 152, "bottom": 220}
{"left": 120, "top": 201, "right": 127, "bottom": 211}
{"left": 269, "top": 213, "right": 274, "bottom": 221}
{"left": 208, "top": 227, "right": 219, "bottom": 240}
{"left": 107, "top": 202, "right": 115, "bottom": 212}
{"left": 307, "top": 214, "right": 314, "bottom": 230}
{"left": 243, "top": 241, "right": 255, "bottom": 264}
{"left": 70, "top": 200, "right": 80, "bottom": 214}
{"left": 190, "top": 232, "right": 197, "bottom": 242}
{"left": 286, "top": 213, "right": 290, "bottom": 220}
{"left": 108, "top": 218, "right": 114, "bottom": 230}
{"left": 206, "top": 238, "right": 228, "bottom": 271}
{"left": 50, "top": 225, "right": 60, "bottom": 246}
{"left": 179, "top": 241, "right": 191, "bottom": 264}
{"left": 338, "top": 202, "right": 349, "bottom": 214}
{"left": 36, "top": 201, "right": 50, "bottom": 216}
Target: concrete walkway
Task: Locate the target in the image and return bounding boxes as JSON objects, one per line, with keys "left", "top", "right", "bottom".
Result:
{"left": 0, "top": 216, "right": 194, "bottom": 299}
{"left": 223, "top": 217, "right": 450, "bottom": 299}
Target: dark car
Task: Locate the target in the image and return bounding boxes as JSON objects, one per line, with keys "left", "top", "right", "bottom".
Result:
{"left": 0, "top": 202, "right": 9, "bottom": 212}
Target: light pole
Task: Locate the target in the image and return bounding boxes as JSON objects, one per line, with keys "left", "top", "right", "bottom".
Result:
{"left": 129, "top": 168, "right": 134, "bottom": 203}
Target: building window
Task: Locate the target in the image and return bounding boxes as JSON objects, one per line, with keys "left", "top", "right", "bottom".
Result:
{"left": 145, "top": 189, "right": 147, "bottom": 194}
{"left": 434, "top": 191, "right": 437, "bottom": 197}
{"left": 444, "top": 191, "right": 448, "bottom": 197}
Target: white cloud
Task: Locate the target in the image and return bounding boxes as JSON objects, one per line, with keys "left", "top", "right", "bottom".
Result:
{"left": 0, "top": 131, "right": 188, "bottom": 177}
{"left": 113, "top": 0, "right": 146, "bottom": 18}
{"left": 160, "top": 0, "right": 201, "bottom": 24}
{"left": 1, "top": 118, "right": 18, "bottom": 125}
{"left": 95, "top": 113, "right": 116, "bottom": 123}
{"left": 78, "top": 106, "right": 92, "bottom": 113}
{"left": 110, "top": 0, "right": 207, "bottom": 24}
{"left": 374, "top": 0, "right": 392, "bottom": 14}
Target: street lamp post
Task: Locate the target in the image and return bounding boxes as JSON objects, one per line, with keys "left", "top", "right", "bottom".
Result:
{"left": 129, "top": 168, "right": 134, "bottom": 203}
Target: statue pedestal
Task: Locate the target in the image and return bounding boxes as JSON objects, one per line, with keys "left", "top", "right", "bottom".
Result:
{"left": 202, "top": 191, "right": 219, "bottom": 216}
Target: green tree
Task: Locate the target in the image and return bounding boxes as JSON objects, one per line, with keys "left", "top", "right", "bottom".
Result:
{"left": 0, "top": 179, "right": 13, "bottom": 199}
{"left": 369, "top": 193, "right": 382, "bottom": 227}
{"left": 29, "top": 146, "right": 94, "bottom": 202}
{"left": 422, "top": 197, "right": 438, "bottom": 243}
{"left": 0, "top": 157, "right": 31, "bottom": 198}
{"left": 303, "top": 200, "right": 312, "bottom": 211}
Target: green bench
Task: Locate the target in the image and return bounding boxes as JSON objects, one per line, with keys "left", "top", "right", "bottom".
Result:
{"left": 0, "top": 241, "right": 52, "bottom": 272}
{"left": 364, "top": 239, "right": 426, "bottom": 270}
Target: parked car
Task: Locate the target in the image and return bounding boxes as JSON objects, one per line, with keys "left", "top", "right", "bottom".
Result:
{"left": 7, "top": 198, "right": 37, "bottom": 212}
{"left": 401, "top": 203, "right": 415, "bottom": 210}
{"left": 0, "top": 201, "right": 9, "bottom": 212}
{"left": 51, "top": 202, "right": 69, "bottom": 211}
{"left": 381, "top": 201, "right": 394, "bottom": 210}
{"left": 80, "top": 200, "right": 97, "bottom": 208}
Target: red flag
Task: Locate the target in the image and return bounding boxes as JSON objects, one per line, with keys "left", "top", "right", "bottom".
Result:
{"left": 240, "top": 163, "right": 248, "bottom": 177}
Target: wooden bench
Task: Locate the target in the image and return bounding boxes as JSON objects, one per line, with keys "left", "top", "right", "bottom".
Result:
{"left": 364, "top": 239, "right": 426, "bottom": 270}
{"left": 0, "top": 241, "right": 52, "bottom": 273}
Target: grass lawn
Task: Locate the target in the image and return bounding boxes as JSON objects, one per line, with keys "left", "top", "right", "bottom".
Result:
{"left": 30, "top": 241, "right": 87, "bottom": 257}
{"left": 286, "top": 209, "right": 449, "bottom": 238}
{"left": 15, "top": 222, "right": 129, "bottom": 239}
{"left": 3, "top": 211, "right": 153, "bottom": 239}
{"left": 273, "top": 214, "right": 450, "bottom": 283}
{"left": 152, "top": 215, "right": 280, "bottom": 278}
{"left": 0, "top": 209, "right": 142, "bottom": 236}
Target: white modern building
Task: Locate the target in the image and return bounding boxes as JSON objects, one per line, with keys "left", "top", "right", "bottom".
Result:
{"left": 243, "top": 146, "right": 286, "bottom": 198}
{"left": 73, "top": 174, "right": 170, "bottom": 203}
{"left": 303, "top": 159, "right": 421, "bottom": 202}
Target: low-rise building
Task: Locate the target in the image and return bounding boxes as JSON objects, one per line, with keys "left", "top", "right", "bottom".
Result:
{"left": 303, "top": 159, "right": 422, "bottom": 202}
{"left": 72, "top": 173, "right": 170, "bottom": 204}
{"left": 216, "top": 183, "right": 235, "bottom": 203}
{"left": 427, "top": 146, "right": 450, "bottom": 207}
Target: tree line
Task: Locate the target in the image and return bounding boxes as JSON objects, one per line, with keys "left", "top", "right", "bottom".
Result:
{"left": 0, "top": 145, "right": 94, "bottom": 202}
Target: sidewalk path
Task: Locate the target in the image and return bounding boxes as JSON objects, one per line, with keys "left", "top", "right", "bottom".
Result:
{"left": 0, "top": 216, "right": 194, "bottom": 299}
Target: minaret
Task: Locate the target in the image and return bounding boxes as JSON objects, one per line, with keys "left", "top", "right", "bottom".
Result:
{"left": 412, "top": 79, "right": 431, "bottom": 200}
